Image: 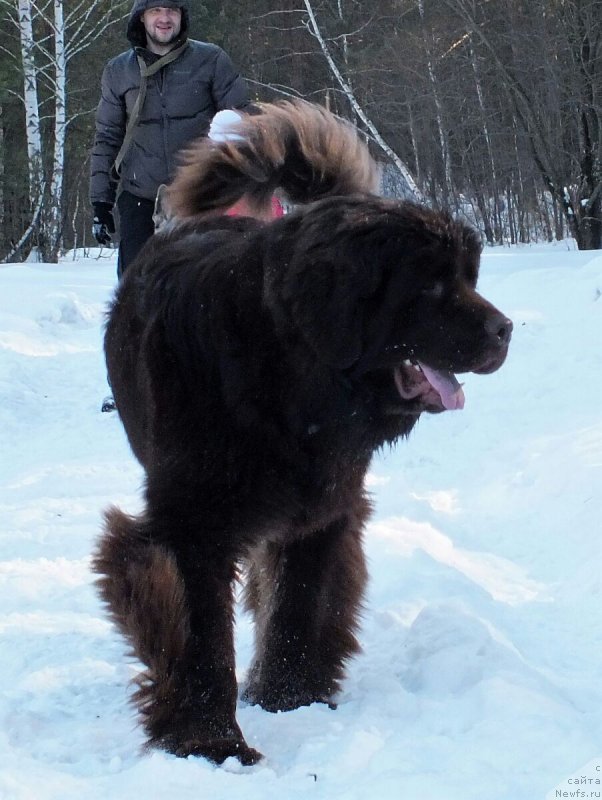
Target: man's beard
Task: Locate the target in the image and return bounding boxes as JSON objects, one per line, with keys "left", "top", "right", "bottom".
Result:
{"left": 147, "top": 29, "right": 180, "bottom": 48}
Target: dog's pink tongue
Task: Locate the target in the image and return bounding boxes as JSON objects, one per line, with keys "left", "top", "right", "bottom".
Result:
{"left": 418, "top": 362, "right": 465, "bottom": 410}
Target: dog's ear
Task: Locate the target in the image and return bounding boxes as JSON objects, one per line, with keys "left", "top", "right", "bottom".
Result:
{"left": 265, "top": 248, "right": 381, "bottom": 370}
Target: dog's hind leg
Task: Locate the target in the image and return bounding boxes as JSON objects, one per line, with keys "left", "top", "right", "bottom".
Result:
{"left": 93, "top": 506, "right": 261, "bottom": 764}
{"left": 242, "top": 505, "right": 369, "bottom": 712}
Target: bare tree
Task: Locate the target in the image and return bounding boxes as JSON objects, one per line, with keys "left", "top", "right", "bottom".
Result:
{"left": 417, "top": 0, "right": 453, "bottom": 204}
{"left": 15, "top": 0, "right": 44, "bottom": 256}
{"left": 302, "top": 0, "right": 423, "bottom": 199}
{"left": 442, "top": 0, "right": 601, "bottom": 249}
{"left": 1, "top": 0, "right": 599, "bottom": 254}
{"left": 1, "top": 0, "right": 128, "bottom": 261}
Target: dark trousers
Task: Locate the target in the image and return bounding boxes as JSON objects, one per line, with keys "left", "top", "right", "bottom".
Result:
{"left": 116, "top": 190, "right": 155, "bottom": 278}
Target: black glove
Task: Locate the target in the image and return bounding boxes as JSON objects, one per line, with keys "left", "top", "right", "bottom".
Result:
{"left": 92, "top": 202, "right": 115, "bottom": 246}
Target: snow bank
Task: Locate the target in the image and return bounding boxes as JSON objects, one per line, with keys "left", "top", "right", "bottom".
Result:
{"left": 0, "top": 243, "right": 600, "bottom": 800}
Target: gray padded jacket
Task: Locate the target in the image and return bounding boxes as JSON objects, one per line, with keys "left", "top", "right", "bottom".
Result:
{"left": 90, "top": 0, "right": 250, "bottom": 205}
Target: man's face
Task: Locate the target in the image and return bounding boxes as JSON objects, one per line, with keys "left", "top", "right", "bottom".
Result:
{"left": 142, "top": 6, "right": 182, "bottom": 48}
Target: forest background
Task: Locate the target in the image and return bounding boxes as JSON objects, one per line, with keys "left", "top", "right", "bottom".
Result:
{"left": 0, "top": 0, "right": 600, "bottom": 262}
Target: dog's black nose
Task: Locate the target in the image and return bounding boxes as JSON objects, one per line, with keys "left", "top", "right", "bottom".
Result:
{"left": 485, "top": 313, "right": 513, "bottom": 346}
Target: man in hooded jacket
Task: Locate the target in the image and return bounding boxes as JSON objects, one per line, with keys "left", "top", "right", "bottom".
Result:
{"left": 89, "top": 1, "right": 251, "bottom": 277}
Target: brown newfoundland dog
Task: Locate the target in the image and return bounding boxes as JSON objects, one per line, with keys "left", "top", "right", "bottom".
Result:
{"left": 95, "top": 101, "right": 512, "bottom": 765}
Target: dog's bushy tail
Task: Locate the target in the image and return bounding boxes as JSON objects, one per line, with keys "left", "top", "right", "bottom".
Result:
{"left": 93, "top": 506, "right": 191, "bottom": 741}
{"left": 167, "top": 100, "right": 379, "bottom": 218}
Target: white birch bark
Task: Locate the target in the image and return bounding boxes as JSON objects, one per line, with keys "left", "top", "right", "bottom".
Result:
{"left": 2, "top": 0, "right": 127, "bottom": 260}
{"left": 0, "top": 106, "right": 4, "bottom": 226}
{"left": 17, "top": 0, "right": 43, "bottom": 203}
{"left": 303, "top": 0, "right": 423, "bottom": 201}
{"left": 48, "top": 0, "right": 67, "bottom": 258}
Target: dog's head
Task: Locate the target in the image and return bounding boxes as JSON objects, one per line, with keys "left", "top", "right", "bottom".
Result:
{"left": 264, "top": 197, "right": 512, "bottom": 416}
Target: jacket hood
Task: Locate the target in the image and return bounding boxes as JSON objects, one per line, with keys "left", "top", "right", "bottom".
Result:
{"left": 127, "top": 1, "right": 190, "bottom": 48}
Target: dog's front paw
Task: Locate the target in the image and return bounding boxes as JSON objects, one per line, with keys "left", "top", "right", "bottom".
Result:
{"left": 242, "top": 678, "right": 336, "bottom": 713}
{"left": 159, "top": 732, "right": 263, "bottom": 765}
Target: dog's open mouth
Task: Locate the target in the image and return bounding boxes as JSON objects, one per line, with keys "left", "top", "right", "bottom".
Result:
{"left": 393, "top": 361, "right": 465, "bottom": 411}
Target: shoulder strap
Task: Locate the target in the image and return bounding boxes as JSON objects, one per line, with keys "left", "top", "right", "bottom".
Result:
{"left": 112, "top": 42, "right": 189, "bottom": 180}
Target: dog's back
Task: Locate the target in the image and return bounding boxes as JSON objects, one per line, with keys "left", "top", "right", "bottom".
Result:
{"left": 107, "top": 100, "right": 380, "bottom": 465}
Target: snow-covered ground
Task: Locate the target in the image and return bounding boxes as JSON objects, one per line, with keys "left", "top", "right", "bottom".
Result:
{"left": 0, "top": 240, "right": 600, "bottom": 800}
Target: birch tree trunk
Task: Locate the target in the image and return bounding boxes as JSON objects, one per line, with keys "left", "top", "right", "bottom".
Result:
{"left": 48, "top": 0, "right": 67, "bottom": 261}
{"left": 2, "top": 0, "right": 128, "bottom": 261}
{"left": 17, "top": 0, "right": 44, "bottom": 221}
{"left": 0, "top": 106, "right": 4, "bottom": 230}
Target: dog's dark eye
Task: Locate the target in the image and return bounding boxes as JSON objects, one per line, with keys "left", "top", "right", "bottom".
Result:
{"left": 421, "top": 282, "right": 444, "bottom": 299}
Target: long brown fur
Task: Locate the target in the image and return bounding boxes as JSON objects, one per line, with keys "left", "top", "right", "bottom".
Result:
{"left": 167, "top": 99, "right": 379, "bottom": 218}
{"left": 96, "top": 99, "right": 511, "bottom": 766}
{"left": 93, "top": 508, "right": 191, "bottom": 743}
